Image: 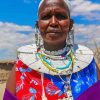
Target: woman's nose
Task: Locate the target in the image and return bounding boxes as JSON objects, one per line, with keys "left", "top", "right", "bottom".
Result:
{"left": 50, "top": 16, "right": 58, "bottom": 27}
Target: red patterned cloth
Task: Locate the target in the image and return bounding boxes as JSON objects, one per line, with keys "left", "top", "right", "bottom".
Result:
{"left": 16, "top": 60, "right": 67, "bottom": 100}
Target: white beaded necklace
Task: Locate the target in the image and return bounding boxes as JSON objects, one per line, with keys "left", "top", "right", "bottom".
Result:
{"left": 43, "top": 46, "right": 67, "bottom": 56}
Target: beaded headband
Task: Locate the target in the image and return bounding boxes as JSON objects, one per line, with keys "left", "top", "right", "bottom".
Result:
{"left": 38, "top": 0, "right": 71, "bottom": 12}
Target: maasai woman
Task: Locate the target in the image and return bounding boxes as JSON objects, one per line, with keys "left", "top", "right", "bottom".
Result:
{"left": 4, "top": 0, "right": 100, "bottom": 100}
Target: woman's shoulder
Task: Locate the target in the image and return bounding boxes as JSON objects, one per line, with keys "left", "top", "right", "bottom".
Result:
{"left": 17, "top": 44, "right": 37, "bottom": 66}
{"left": 73, "top": 44, "right": 95, "bottom": 73}
{"left": 74, "top": 44, "right": 94, "bottom": 54}
{"left": 17, "top": 44, "right": 36, "bottom": 54}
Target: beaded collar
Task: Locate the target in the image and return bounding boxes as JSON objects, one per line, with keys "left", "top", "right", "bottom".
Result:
{"left": 36, "top": 45, "right": 71, "bottom": 60}
{"left": 42, "top": 46, "right": 67, "bottom": 56}
{"left": 17, "top": 44, "right": 94, "bottom": 75}
{"left": 38, "top": 45, "right": 70, "bottom": 55}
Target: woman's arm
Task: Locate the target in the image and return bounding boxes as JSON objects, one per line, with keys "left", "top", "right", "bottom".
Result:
{"left": 6, "top": 65, "right": 16, "bottom": 95}
{"left": 96, "top": 64, "right": 100, "bottom": 80}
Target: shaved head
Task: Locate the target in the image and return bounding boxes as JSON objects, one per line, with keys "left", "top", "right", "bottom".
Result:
{"left": 38, "top": 0, "right": 70, "bottom": 17}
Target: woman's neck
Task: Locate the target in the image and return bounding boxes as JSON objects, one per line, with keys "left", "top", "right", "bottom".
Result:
{"left": 43, "top": 41, "right": 66, "bottom": 51}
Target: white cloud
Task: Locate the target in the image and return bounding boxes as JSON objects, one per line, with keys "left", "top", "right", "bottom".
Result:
{"left": 71, "top": 0, "right": 100, "bottom": 20}
{"left": 0, "top": 22, "right": 35, "bottom": 60}
{"left": 74, "top": 24, "right": 100, "bottom": 50}
{"left": 0, "top": 21, "right": 99, "bottom": 60}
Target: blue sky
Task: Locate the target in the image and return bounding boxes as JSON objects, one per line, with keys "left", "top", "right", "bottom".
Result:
{"left": 0, "top": 0, "right": 40, "bottom": 27}
{"left": 0, "top": 0, "right": 100, "bottom": 60}
{"left": 0, "top": 0, "right": 99, "bottom": 26}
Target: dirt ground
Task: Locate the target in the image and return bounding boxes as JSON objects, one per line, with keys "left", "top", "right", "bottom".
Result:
{"left": 0, "top": 83, "right": 6, "bottom": 100}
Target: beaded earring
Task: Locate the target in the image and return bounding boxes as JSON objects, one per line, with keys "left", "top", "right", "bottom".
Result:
{"left": 66, "top": 27, "right": 74, "bottom": 53}
{"left": 35, "top": 26, "right": 43, "bottom": 49}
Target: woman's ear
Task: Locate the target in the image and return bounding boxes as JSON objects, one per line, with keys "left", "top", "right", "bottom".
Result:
{"left": 69, "top": 19, "right": 74, "bottom": 30}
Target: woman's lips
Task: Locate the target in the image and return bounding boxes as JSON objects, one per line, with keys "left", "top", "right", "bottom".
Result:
{"left": 47, "top": 30, "right": 61, "bottom": 33}
{"left": 46, "top": 32, "right": 61, "bottom": 37}
{"left": 47, "top": 30, "right": 62, "bottom": 34}
{"left": 47, "top": 28, "right": 61, "bottom": 33}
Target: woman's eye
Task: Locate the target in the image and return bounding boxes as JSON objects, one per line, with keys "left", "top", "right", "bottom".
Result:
{"left": 41, "top": 15, "right": 51, "bottom": 20}
{"left": 56, "top": 14, "right": 68, "bottom": 20}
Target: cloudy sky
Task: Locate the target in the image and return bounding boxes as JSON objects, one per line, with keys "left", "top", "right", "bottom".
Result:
{"left": 0, "top": 0, "right": 100, "bottom": 61}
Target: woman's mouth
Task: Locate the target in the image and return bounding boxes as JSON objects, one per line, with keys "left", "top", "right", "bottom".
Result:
{"left": 47, "top": 30, "right": 61, "bottom": 33}
{"left": 46, "top": 32, "right": 61, "bottom": 38}
{"left": 45, "top": 29, "right": 62, "bottom": 38}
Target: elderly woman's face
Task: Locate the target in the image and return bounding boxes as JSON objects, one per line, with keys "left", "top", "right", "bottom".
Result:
{"left": 38, "top": 0, "right": 72, "bottom": 45}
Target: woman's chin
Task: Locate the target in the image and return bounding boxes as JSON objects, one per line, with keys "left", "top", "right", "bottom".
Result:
{"left": 44, "top": 39, "right": 65, "bottom": 45}
{"left": 43, "top": 33, "right": 67, "bottom": 45}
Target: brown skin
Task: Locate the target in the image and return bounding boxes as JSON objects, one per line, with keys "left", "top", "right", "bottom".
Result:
{"left": 6, "top": 65, "right": 16, "bottom": 95}
{"left": 38, "top": 0, "right": 73, "bottom": 51}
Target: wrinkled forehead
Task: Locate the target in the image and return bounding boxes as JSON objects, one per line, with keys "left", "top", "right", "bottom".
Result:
{"left": 38, "top": 0, "right": 70, "bottom": 15}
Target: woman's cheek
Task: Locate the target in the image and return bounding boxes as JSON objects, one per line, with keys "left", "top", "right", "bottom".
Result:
{"left": 39, "top": 20, "right": 48, "bottom": 32}
{"left": 60, "top": 20, "right": 70, "bottom": 27}
{"left": 60, "top": 20, "right": 70, "bottom": 33}
{"left": 61, "top": 25, "right": 70, "bottom": 33}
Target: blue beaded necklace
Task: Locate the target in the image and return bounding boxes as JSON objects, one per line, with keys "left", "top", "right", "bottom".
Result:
{"left": 36, "top": 49, "right": 74, "bottom": 73}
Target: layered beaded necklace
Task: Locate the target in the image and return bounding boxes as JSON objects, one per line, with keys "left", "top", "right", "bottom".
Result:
{"left": 35, "top": 45, "right": 75, "bottom": 100}
{"left": 37, "top": 50, "right": 74, "bottom": 74}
